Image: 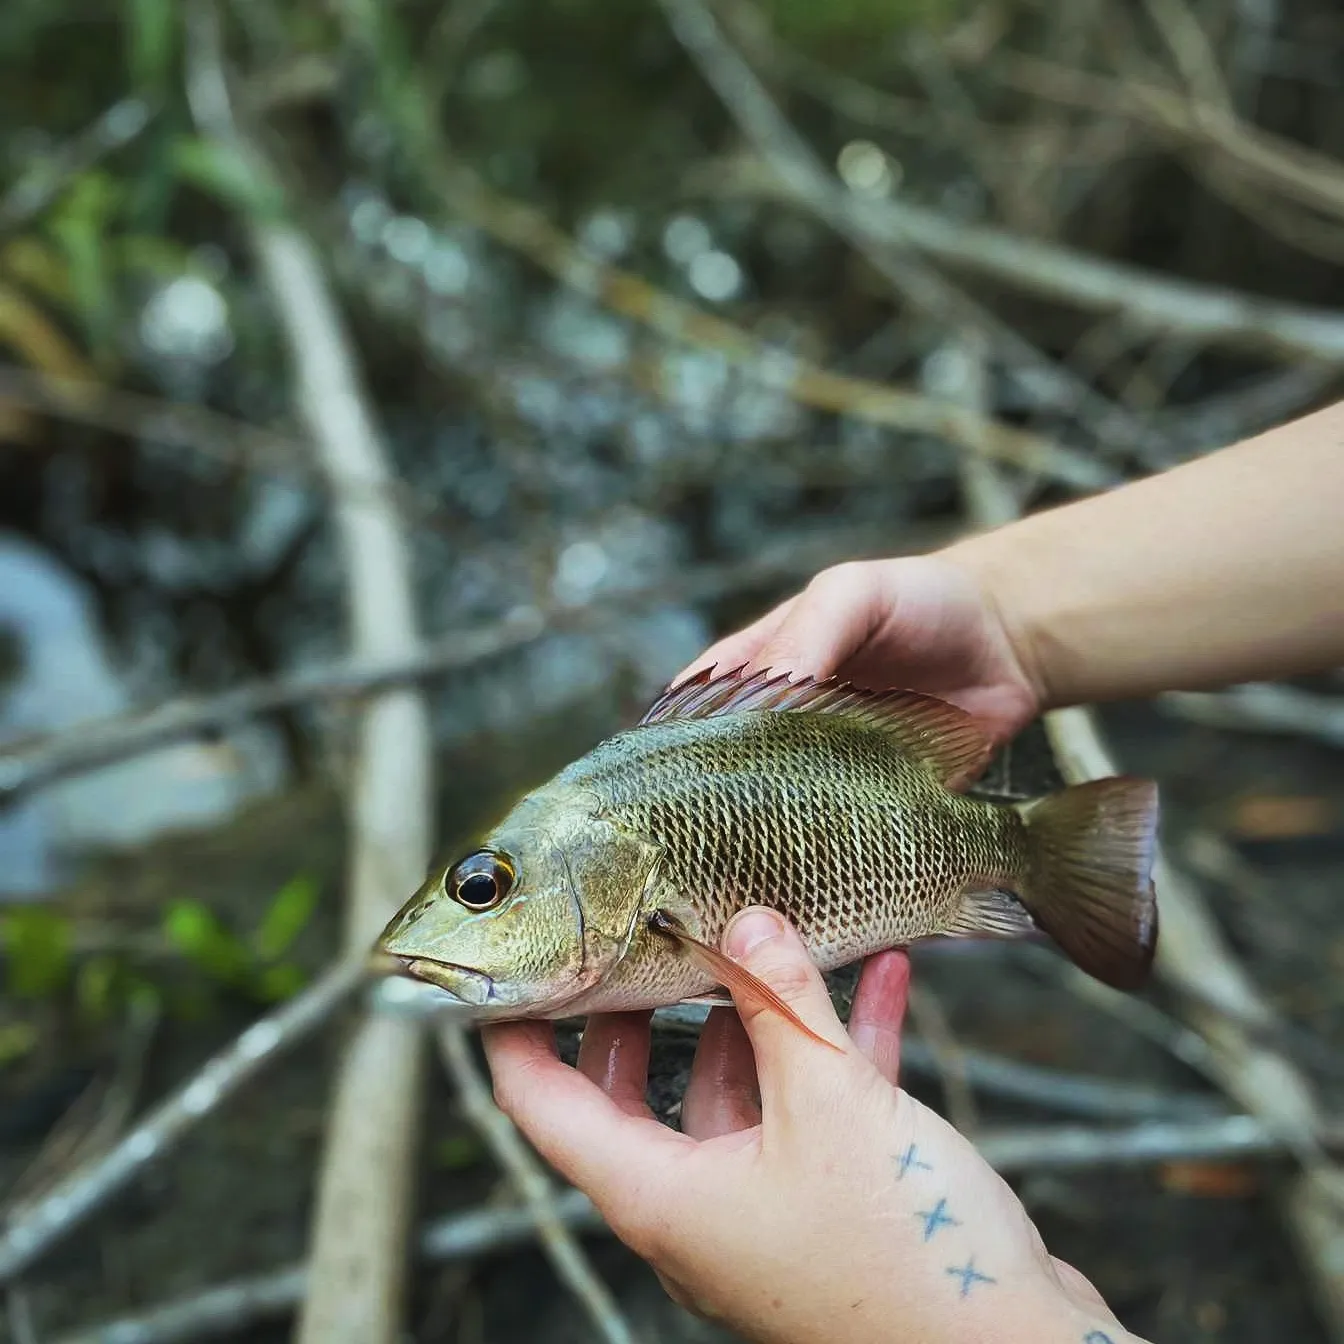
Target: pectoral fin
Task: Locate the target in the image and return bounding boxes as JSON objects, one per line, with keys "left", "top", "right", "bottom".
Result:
{"left": 649, "top": 911, "right": 845, "bottom": 1054}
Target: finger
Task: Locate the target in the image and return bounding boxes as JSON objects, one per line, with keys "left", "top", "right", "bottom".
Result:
{"left": 481, "top": 1021, "right": 686, "bottom": 1205}
{"left": 750, "top": 564, "right": 884, "bottom": 681}
{"left": 576, "top": 1011, "right": 655, "bottom": 1119}
{"left": 846, "top": 950, "right": 911, "bottom": 1086}
{"left": 719, "top": 908, "right": 852, "bottom": 1123}
{"left": 681, "top": 1006, "right": 762, "bottom": 1139}
{"left": 673, "top": 597, "right": 796, "bottom": 684}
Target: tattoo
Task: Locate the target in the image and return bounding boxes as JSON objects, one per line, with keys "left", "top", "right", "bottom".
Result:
{"left": 1083, "top": 1334, "right": 1116, "bottom": 1343}
{"left": 914, "top": 1197, "right": 960, "bottom": 1242}
{"left": 895, "top": 1143, "right": 932, "bottom": 1179}
{"left": 945, "top": 1256, "right": 996, "bottom": 1298}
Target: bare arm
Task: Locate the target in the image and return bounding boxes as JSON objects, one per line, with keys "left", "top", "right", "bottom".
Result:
{"left": 946, "top": 400, "right": 1344, "bottom": 711}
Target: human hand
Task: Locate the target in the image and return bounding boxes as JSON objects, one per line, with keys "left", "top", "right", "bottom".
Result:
{"left": 482, "top": 908, "right": 1142, "bottom": 1344}
{"left": 677, "top": 553, "right": 1041, "bottom": 748}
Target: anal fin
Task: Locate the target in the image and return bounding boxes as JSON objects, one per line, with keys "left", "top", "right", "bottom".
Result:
{"left": 944, "top": 887, "right": 1040, "bottom": 940}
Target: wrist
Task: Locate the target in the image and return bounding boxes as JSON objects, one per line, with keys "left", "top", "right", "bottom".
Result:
{"left": 936, "top": 528, "right": 1058, "bottom": 716}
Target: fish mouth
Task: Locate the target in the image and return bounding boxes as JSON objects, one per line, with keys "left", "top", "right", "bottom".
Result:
{"left": 397, "top": 956, "right": 495, "bottom": 1008}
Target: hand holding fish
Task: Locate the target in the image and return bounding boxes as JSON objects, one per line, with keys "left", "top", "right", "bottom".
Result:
{"left": 676, "top": 554, "right": 1042, "bottom": 748}
{"left": 483, "top": 907, "right": 1149, "bottom": 1344}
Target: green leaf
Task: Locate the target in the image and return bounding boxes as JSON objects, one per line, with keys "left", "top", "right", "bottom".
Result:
{"left": 163, "top": 899, "right": 248, "bottom": 985}
{"left": 170, "top": 137, "right": 287, "bottom": 222}
{"left": 75, "top": 953, "right": 119, "bottom": 1022}
{"left": 433, "top": 1133, "right": 485, "bottom": 1170}
{"left": 3, "top": 907, "right": 72, "bottom": 998}
{"left": 127, "top": 0, "right": 176, "bottom": 94}
{"left": 47, "top": 172, "right": 118, "bottom": 359}
{"left": 255, "top": 962, "right": 306, "bottom": 1002}
{"left": 253, "top": 873, "right": 319, "bottom": 963}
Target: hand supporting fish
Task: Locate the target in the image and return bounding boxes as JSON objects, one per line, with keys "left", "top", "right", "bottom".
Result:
{"left": 375, "top": 665, "right": 1160, "bottom": 1041}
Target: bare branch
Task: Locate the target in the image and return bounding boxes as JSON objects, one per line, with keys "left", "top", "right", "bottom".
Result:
{"left": 705, "top": 150, "right": 1344, "bottom": 369}
{"left": 48, "top": 1189, "right": 605, "bottom": 1344}
{"left": 0, "top": 520, "right": 955, "bottom": 808}
{"left": 48, "top": 1112, "right": 1344, "bottom": 1344}
{"left": 0, "top": 100, "right": 153, "bottom": 235}
{"left": 185, "top": 7, "right": 433, "bottom": 1341}
{"left": 653, "top": 0, "right": 1148, "bottom": 460}
{"left": 1159, "top": 682, "right": 1344, "bottom": 748}
{"left": 438, "top": 1028, "right": 636, "bottom": 1344}
{"left": 0, "top": 957, "right": 368, "bottom": 1285}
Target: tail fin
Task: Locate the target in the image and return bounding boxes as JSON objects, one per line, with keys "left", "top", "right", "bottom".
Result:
{"left": 1015, "top": 776, "right": 1160, "bottom": 990}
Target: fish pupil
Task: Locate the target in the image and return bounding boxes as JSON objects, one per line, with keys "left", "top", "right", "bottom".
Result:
{"left": 457, "top": 872, "right": 500, "bottom": 909}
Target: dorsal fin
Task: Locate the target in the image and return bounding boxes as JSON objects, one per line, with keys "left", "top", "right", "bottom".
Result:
{"left": 639, "top": 664, "right": 993, "bottom": 791}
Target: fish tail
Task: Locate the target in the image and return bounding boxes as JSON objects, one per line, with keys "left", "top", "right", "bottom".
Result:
{"left": 1013, "top": 776, "right": 1160, "bottom": 990}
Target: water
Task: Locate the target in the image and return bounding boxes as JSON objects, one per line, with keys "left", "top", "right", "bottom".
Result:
{"left": 0, "top": 532, "right": 284, "bottom": 900}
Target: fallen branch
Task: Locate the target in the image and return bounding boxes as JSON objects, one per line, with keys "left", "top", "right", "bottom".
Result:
{"left": 653, "top": 0, "right": 1145, "bottom": 462}
{"left": 49, "top": 1189, "right": 605, "bottom": 1344}
{"left": 700, "top": 153, "right": 1344, "bottom": 370}
{"left": 0, "top": 956, "right": 368, "bottom": 1284}
{"left": 0, "top": 100, "right": 153, "bottom": 235}
{"left": 0, "top": 364, "right": 456, "bottom": 540}
{"left": 49, "top": 1109, "right": 1344, "bottom": 1344}
{"left": 439, "top": 1028, "right": 636, "bottom": 1344}
{"left": 1159, "top": 683, "right": 1344, "bottom": 749}
{"left": 186, "top": 9, "right": 433, "bottom": 1341}
{"left": 654, "top": 1001, "right": 1223, "bottom": 1122}
{"left": 933, "top": 327, "right": 1344, "bottom": 1333}
{"left": 0, "top": 519, "right": 954, "bottom": 808}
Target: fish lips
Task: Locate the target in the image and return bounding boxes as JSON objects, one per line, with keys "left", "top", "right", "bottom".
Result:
{"left": 397, "top": 956, "right": 495, "bottom": 1008}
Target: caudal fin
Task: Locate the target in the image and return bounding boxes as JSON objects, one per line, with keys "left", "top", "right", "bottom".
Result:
{"left": 1016, "top": 776, "right": 1160, "bottom": 990}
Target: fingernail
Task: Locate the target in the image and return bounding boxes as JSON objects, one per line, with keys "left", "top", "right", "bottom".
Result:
{"left": 726, "top": 908, "right": 784, "bottom": 959}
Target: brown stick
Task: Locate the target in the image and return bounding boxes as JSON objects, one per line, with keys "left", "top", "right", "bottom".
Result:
{"left": 185, "top": 9, "right": 430, "bottom": 1342}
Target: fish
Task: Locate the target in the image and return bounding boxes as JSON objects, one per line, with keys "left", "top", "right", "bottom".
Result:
{"left": 375, "top": 665, "right": 1160, "bottom": 1047}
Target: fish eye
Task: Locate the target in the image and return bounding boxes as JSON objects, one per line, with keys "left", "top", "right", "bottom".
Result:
{"left": 448, "top": 849, "right": 516, "bottom": 912}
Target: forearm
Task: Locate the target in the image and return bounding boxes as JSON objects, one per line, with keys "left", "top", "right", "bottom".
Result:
{"left": 945, "top": 401, "right": 1344, "bottom": 710}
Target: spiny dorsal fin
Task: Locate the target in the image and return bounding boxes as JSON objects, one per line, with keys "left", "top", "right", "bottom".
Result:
{"left": 640, "top": 664, "right": 993, "bottom": 791}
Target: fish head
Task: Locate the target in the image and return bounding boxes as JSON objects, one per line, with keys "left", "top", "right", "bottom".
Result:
{"left": 375, "top": 785, "right": 658, "bottom": 1017}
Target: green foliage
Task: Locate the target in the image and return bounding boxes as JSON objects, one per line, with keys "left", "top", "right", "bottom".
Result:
{"left": 169, "top": 136, "right": 288, "bottom": 223}
{"left": 758, "top": 0, "right": 970, "bottom": 40}
{"left": 46, "top": 170, "right": 122, "bottom": 362}
{"left": 2, "top": 906, "right": 71, "bottom": 998}
{"left": 433, "top": 1132, "right": 486, "bottom": 1171}
{"left": 162, "top": 870, "right": 320, "bottom": 1004}
{"left": 126, "top": 0, "right": 177, "bottom": 96}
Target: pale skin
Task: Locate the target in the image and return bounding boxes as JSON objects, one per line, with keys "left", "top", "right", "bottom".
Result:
{"left": 483, "top": 399, "right": 1344, "bottom": 1344}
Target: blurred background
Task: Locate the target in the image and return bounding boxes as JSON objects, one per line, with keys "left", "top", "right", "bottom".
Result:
{"left": 2, "top": 0, "right": 1344, "bottom": 1341}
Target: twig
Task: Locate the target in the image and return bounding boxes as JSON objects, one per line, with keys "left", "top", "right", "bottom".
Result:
{"left": 0, "top": 956, "right": 368, "bottom": 1284}
{"left": 704, "top": 152, "right": 1344, "bottom": 370}
{"left": 48, "top": 1190, "right": 606, "bottom": 1344}
{"left": 979, "top": 1112, "right": 1344, "bottom": 1173}
{"left": 654, "top": 0, "right": 1146, "bottom": 462}
{"left": 0, "top": 518, "right": 955, "bottom": 808}
{"left": 6, "top": 1287, "right": 38, "bottom": 1344}
{"left": 938, "top": 318, "right": 1344, "bottom": 1334}
{"left": 435, "top": 168, "right": 1110, "bottom": 489}
{"left": 438, "top": 1028, "right": 636, "bottom": 1344}
{"left": 993, "top": 50, "right": 1344, "bottom": 226}
{"left": 185, "top": 8, "right": 433, "bottom": 1342}
{"left": 0, "top": 364, "right": 459, "bottom": 541}
{"left": 49, "top": 1110, "right": 1344, "bottom": 1344}
{"left": 906, "top": 984, "right": 980, "bottom": 1138}
{"left": 1159, "top": 682, "right": 1344, "bottom": 748}
{"left": 1047, "top": 708, "right": 1344, "bottom": 1335}
{"left": 0, "top": 100, "right": 153, "bottom": 234}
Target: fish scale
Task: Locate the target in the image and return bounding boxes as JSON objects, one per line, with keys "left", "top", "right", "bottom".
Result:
{"left": 550, "top": 710, "right": 1026, "bottom": 1012}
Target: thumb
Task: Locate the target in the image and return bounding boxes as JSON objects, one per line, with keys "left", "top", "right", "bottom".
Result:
{"left": 721, "top": 907, "right": 852, "bottom": 1120}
